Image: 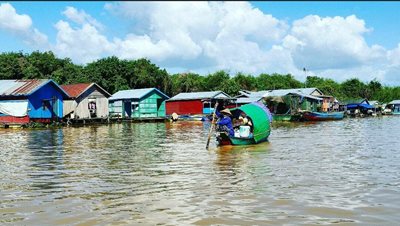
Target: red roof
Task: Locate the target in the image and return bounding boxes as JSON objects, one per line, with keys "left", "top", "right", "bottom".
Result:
{"left": 61, "top": 83, "right": 92, "bottom": 98}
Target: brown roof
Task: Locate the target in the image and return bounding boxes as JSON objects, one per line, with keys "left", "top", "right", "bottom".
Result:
{"left": 61, "top": 83, "right": 92, "bottom": 98}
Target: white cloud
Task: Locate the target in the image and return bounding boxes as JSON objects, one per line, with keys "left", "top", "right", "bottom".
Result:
{"left": 387, "top": 44, "right": 400, "bottom": 66}
{"left": 3, "top": 2, "right": 400, "bottom": 85}
{"left": 53, "top": 20, "right": 113, "bottom": 63}
{"left": 282, "top": 15, "right": 386, "bottom": 70}
{"left": 0, "top": 3, "right": 32, "bottom": 31}
{"left": 51, "top": 3, "right": 400, "bottom": 84}
{"left": 105, "top": 1, "right": 288, "bottom": 72}
{"left": 0, "top": 3, "right": 48, "bottom": 48}
{"left": 62, "top": 6, "right": 103, "bottom": 30}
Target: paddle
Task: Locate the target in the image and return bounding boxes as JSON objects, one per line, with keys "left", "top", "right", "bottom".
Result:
{"left": 206, "top": 102, "right": 219, "bottom": 149}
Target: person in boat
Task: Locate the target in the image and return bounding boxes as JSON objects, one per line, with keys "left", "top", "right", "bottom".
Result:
{"left": 215, "top": 108, "right": 234, "bottom": 137}
{"left": 236, "top": 111, "right": 254, "bottom": 138}
{"left": 238, "top": 112, "right": 253, "bottom": 127}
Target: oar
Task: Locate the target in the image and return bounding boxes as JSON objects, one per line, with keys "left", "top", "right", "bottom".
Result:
{"left": 206, "top": 103, "right": 219, "bottom": 149}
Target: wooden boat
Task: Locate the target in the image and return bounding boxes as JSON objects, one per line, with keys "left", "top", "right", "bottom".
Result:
{"left": 216, "top": 102, "right": 271, "bottom": 146}
{"left": 301, "top": 111, "right": 344, "bottom": 121}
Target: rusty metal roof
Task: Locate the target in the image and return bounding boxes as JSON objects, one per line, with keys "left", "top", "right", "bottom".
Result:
{"left": 61, "top": 83, "right": 92, "bottom": 98}
{"left": 61, "top": 83, "right": 111, "bottom": 98}
{"left": 0, "top": 79, "right": 69, "bottom": 97}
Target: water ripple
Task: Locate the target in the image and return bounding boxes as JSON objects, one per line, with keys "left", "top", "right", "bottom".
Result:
{"left": 1, "top": 118, "right": 400, "bottom": 225}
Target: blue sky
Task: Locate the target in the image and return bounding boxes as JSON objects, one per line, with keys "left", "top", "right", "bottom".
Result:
{"left": 1, "top": 1, "right": 400, "bottom": 85}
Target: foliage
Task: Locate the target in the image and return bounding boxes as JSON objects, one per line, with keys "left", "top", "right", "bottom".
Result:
{"left": 0, "top": 51, "right": 399, "bottom": 103}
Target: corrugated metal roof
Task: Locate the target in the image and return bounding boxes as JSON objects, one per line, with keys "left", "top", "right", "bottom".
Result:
{"left": 61, "top": 83, "right": 91, "bottom": 98}
{"left": 388, "top": 100, "right": 400, "bottom": 105}
{"left": 289, "top": 92, "right": 323, "bottom": 101}
{"left": 344, "top": 99, "right": 369, "bottom": 105}
{"left": 235, "top": 97, "right": 262, "bottom": 104}
{"left": 368, "top": 100, "right": 380, "bottom": 106}
{"left": 61, "top": 83, "right": 111, "bottom": 98}
{"left": 244, "top": 88, "right": 322, "bottom": 98}
{"left": 168, "top": 91, "right": 231, "bottom": 101}
{"left": 0, "top": 79, "right": 69, "bottom": 97}
{"left": 109, "top": 88, "right": 169, "bottom": 101}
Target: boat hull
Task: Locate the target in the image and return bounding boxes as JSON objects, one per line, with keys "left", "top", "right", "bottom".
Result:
{"left": 302, "top": 111, "right": 344, "bottom": 121}
{"left": 216, "top": 132, "right": 268, "bottom": 146}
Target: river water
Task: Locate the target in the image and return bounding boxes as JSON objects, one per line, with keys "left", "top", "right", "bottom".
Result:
{"left": 0, "top": 117, "right": 399, "bottom": 225}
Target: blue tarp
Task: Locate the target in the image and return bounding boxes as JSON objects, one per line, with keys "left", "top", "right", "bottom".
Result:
{"left": 347, "top": 103, "right": 374, "bottom": 109}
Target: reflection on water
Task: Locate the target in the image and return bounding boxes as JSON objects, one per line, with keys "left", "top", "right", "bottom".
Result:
{"left": 1, "top": 118, "right": 400, "bottom": 225}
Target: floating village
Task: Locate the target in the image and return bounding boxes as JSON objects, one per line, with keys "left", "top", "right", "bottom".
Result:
{"left": 0, "top": 79, "right": 400, "bottom": 145}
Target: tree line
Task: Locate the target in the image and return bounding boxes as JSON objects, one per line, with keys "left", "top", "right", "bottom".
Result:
{"left": 1, "top": 51, "right": 399, "bottom": 103}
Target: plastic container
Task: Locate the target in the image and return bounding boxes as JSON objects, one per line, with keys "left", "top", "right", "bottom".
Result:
{"left": 234, "top": 129, "right": 240, "bottom": 138}
{"left": 239, "top": 126, "right": 250, "bottom": 137}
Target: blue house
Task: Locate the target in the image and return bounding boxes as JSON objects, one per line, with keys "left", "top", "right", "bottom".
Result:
{"left": 0, "top": 79, "right": 69, "bottom": 124}
{"left": 109, "top": 88, "right": 169, "bottom": 118}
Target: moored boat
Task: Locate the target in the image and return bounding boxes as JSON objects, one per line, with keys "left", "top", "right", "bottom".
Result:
{"left": 301, "top": 111, "right": 344, "bottom": 121}
{"left": 216, "top": 102, "right": 271, "bottom": 146}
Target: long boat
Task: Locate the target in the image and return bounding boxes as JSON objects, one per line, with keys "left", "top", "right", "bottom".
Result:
{"left": 301, "top": 111, "right": 345, "bottom": 121}
{"left": 216, "top": 102, "right": 271, "bottom": 146}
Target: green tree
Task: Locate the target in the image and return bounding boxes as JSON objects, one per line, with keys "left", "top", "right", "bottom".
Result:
{"left": 203, "top": 70, "right": 230, "bottom": 91}
{"left": 83, "top": 56, "right": 129, "bottom": 94}
{"left": 341, "top": 78, "right": 367, "bottom": 100}
{"left": 0, "top": 52, "right": 26, "bottom": 79}
{"left": 233, "top": 72, "right": 256, "bottom": 91}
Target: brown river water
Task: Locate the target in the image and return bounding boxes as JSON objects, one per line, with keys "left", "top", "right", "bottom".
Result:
{"left": 0, "top": 117, "right": 399, "bottom": 225}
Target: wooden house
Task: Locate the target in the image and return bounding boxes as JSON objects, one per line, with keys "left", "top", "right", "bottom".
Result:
{"left": 108, "top": 88, "right": 169, "bottom": 118}
{"left": 165, "top": 91, "right": 231, "bottom": 116}
{"left": 0, "top": 79, "right": 69, "bottom": 124}
{"left": 61, "top": 83, "right": 111, "bottom": 119}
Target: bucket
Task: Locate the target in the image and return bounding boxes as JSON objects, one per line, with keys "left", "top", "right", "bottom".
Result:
{"left": 239, "top": 126, "right": 250, "bottom": 137}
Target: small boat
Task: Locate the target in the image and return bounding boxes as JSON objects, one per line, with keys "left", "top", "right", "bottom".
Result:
{"left": 301, "top": 111, "right": 344, "bottom": 121}
{"left": 216, "top": 102, "right": 271, "bottom": 146}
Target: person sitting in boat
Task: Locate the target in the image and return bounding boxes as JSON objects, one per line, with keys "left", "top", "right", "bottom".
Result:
{"left": 215, "top": 108, "right": 234, "bottom": 137}
{"left": 238, "top": 112, "right": 252, "bottom": 127}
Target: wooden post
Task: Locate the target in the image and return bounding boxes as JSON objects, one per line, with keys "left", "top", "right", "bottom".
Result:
{"left": 206, "top": 102, "right": 218, "bottom": 149}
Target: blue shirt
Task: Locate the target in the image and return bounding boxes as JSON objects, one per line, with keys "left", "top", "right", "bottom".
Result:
{"left": 215, "top": 111, "right": 234, "bottom": 137}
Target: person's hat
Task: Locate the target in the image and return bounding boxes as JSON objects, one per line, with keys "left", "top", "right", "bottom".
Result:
{"left": 220, "top": 108, "right": 232, "bottom": 116}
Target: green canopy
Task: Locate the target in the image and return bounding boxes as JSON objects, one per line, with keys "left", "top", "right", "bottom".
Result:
{"left": 238, "top": 103, "right": 271, "bottom": 143}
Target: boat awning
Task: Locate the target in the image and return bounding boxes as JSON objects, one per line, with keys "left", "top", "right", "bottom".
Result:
{"left": 238, "top": 102, "right": 271, "bottom": 143}
{"left": 347, "top": 103, "right": 374, "bottom": 109}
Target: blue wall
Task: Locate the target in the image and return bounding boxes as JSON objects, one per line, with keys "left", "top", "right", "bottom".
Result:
{"left": 28, "top": 82, "right": 64, "bottom": 119}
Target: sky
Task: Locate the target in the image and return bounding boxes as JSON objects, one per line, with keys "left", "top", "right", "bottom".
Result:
{"left": 1, "top": 1, "right": 400, "bottom": 85}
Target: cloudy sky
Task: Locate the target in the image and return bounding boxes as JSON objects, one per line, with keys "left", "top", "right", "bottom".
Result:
{"left": 1, "top": 1, "right": 400, "bottom": 85}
